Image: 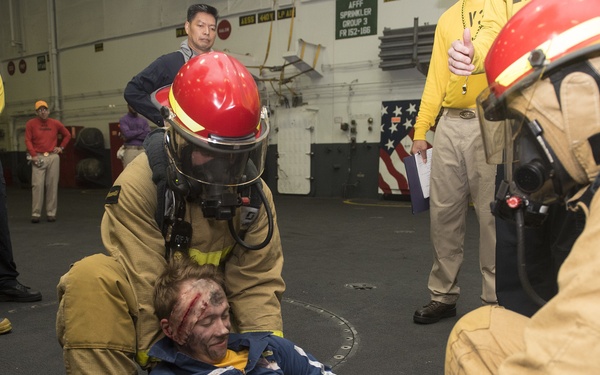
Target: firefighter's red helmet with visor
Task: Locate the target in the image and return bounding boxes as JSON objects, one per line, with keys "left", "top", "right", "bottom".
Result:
{"left": 477, "top": 0, "right": 600, "bottom": 203}
{"left": 483, "top": 0, "right": 600, "bottom": 100}
{"left": 152, "top": 51, "right": 269, "bottom": 187}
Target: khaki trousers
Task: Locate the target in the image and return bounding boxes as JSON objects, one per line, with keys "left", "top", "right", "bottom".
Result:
{"left": 445, "top": 305, "right": 528, "bottom": 374}
{"left": 428, "top": 109, "right": 497, "bottom": 304}
{"left": 56, "top": 254, "right": 141, "bottom": 375}
{"left": 122, "top": 147, "right": 145, "bottom": 168}
{"left": 31, "top": 153, "right": 60, "bottom": 218}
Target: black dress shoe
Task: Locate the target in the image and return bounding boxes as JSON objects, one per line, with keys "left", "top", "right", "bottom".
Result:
{"left": 31, "top": 217, "right": 40, "bottom": 224}
{"left": 0, "top": 282, "right": 42, "bottom": 302}
{"left": 413, "top": 300, "right": 456, "bottom": 324}
{"left": 47, "top": 216, "right": 56, "bottom": 222}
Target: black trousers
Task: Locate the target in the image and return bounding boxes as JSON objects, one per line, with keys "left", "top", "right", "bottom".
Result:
{"left": 0, "top": 161, "right": 19, "bottom": 285}
{"left": 495, "top": 166, "right": 584, "bottom": 317}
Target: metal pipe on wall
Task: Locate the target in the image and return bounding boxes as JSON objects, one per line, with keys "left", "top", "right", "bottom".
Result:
{"left": 47, "top": 0, "right": 62, "bottom": 120}
{"left": 8, "top": 0, "right": 24, "bottom": 51}
{"left": 10, "top": 117, "right": 20, "bottom": 153}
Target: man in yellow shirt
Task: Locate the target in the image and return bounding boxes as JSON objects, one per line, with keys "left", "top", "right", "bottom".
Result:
{"left": 412, "top": 0, "right": 497, "bottom": 325}
{"left": 449, "top": 0, "right": 581, "bottom": 319}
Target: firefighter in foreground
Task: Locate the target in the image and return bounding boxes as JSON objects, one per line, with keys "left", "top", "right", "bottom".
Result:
{"left": 445, "top": 0, "right": 600, "bottom": 373}
{"left": 56, "top": 52, "right": 285, "bottom": 374}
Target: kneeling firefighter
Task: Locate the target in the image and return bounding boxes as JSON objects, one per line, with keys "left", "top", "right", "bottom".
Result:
{"left": 445, "top": 1, "right": 600, "bottom": 372}
{"left": 477, "top": 3, "right": 600, "bottom": 307}
{"left": 56, "top": 52, "right": 285, "bottom": 374}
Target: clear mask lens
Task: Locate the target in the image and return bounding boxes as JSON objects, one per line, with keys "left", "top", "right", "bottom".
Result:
{"left": 165, "top": 119, "right": 268, "bottom": 187}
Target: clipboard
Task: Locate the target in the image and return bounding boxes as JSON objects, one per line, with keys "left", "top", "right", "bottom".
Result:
{"left": 403, "top": 148, "right": 432, "bottom": 214}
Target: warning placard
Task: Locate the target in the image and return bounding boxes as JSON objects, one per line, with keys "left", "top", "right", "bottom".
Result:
{"left": 336, "top": 0, "right": 377, "bottom": 40}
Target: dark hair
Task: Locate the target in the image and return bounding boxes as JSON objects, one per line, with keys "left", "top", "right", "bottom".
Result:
{"left": 153, "top": 255, "right": 226, "bottom": 320}
{"left": 187, "top": 4, "right": 219, "bottom": 23}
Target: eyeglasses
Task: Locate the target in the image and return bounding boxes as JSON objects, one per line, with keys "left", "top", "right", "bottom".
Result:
{"left": 37, "top": 108, "right": 49, "bottom": 112}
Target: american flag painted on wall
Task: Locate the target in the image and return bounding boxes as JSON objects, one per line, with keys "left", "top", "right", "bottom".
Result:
{"left": 378, "top": 99, "right": 421, "bottom": 196}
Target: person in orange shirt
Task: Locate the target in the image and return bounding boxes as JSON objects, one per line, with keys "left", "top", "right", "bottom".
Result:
{"left": 24, "top": 100, "right": 71, "bottom": 223}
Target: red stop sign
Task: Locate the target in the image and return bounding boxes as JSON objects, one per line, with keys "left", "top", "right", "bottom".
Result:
{"left": 217, "top": 20, "right": 231, "bottom": 40}
{"left": 7, "top": 61, "right": 15, "bottom": 76}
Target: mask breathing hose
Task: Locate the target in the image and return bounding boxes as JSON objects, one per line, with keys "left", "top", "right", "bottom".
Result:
{"left": 227, "top": 181, "right": 274, "bottom": 250}
{"left": 515, "top": 208, "right": 548, "bottom": 307}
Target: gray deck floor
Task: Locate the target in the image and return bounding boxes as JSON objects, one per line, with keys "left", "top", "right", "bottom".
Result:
{"left": 1, "top": 186, "right": 484, "bottom": 374}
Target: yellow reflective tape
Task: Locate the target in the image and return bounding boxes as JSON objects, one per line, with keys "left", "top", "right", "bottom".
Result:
{"left": 137, "top": 350, "right": 162, "bottom": 368}
{"left": 168, "top": 88, "right": 205, "bottom": 133}
{"left": 188, "top": 246, "right": 234, "bottom": 266}
{"left": 270, "top": 330, "right": 284, "bottom": 338}
{"left": 136, "top": 350, "right": 150, "bottom": 367}
{"left": 496, "top": 17, "right": 600, "bottom": 88}
{"left": 495, "top": 54, "right": 533, "bottom": 89}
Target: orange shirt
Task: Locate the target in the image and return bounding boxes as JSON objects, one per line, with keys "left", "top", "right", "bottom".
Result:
{"left": 24, "top": 117, "right": 71, "bottom": 156}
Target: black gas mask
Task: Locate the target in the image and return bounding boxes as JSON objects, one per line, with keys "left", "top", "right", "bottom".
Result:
{"left": 164, "top": 121, "right": 266, "bottom": 215}
{"left": 176, "top": 143, "right": 253, "bottom": 220}
{"left": 491, "top": 118, "right": 562, "bottom": 227}
{"left": 163, "top": 118, "right": 274, "bottom": 251}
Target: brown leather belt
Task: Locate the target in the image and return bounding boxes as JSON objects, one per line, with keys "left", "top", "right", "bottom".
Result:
{"left": 444, "top": 108, "right": 477, "bottom": 120}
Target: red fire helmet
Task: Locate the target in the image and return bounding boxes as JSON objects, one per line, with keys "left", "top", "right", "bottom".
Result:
{"left": 477, "top": 0, "right": 600, "bottom": 200}
{"left": 485, "top": 0, "right": 600, "bottom": 98}
{"left": 153, "top": 51, "right": 269, "bottom": 187}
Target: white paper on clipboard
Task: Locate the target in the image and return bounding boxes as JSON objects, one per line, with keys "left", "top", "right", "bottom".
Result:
{"left": 415, "top": 148, "right": 432, "bottom": 198}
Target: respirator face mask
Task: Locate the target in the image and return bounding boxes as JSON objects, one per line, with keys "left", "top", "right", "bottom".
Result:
{"left": 478, "top": 86, "right": 563, "bottom": 227}
{"left": 165, "top": 119, "right": 268, "bottom": 219}
{"left": 494, "top": 118, "right": 562, "bottom": 226}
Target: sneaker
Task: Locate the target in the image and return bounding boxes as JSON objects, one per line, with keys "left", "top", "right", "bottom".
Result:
{"left": 0, "top": 282, "right": 42, "bottom": 302}
{"left": 413, "top": 300, "right": 456, "bottom": 324}
{"left": 0, "top": 317, "right": 11, "bottom": 334}
{"left": 47, "top": 216, "right": 56, "bottom": 222}
{"left": 31, "top": 217, "right": 40, "bottom": 224}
